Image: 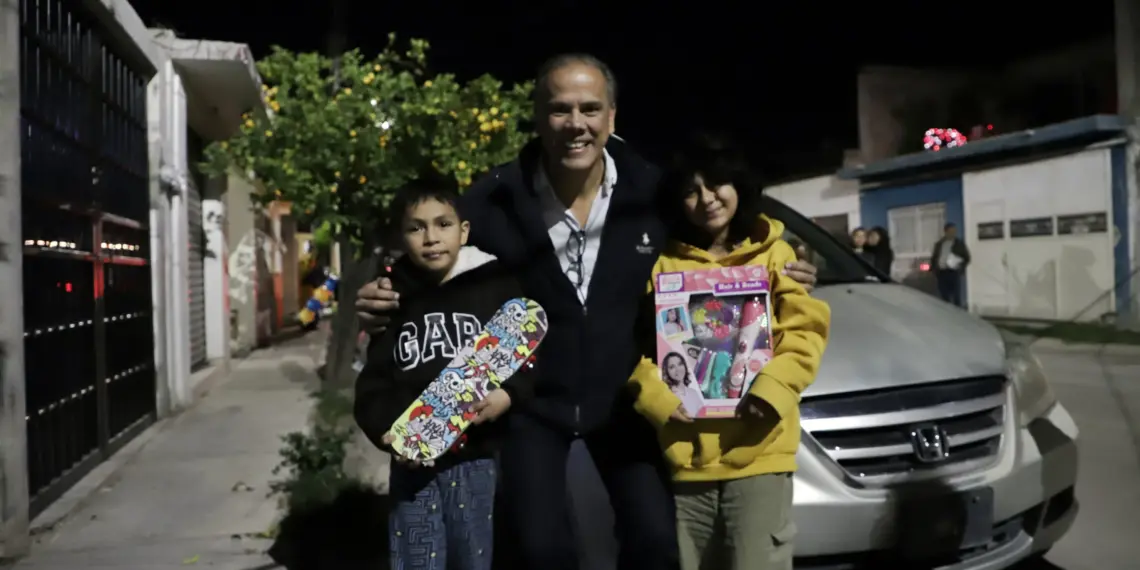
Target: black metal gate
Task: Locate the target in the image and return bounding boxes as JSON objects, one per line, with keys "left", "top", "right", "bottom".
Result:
{"left": 19, "top": 0, "right": 157, "bottom": 516}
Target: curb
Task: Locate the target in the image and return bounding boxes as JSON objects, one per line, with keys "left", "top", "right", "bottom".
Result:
{"left": 1028, "top": 337, "right": 1140, "bottom": 357}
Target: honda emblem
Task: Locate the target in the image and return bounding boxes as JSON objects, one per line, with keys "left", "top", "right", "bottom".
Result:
{"left": 910, "top": 425, "right": 950, "bottom": 463}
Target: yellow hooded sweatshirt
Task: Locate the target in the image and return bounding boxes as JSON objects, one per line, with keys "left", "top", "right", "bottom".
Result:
{"left": 629, "top": 216, "right": 830, "bottom": 482}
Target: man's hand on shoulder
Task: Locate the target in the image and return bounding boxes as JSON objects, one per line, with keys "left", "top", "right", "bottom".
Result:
{"left": 782, "top": 260, "right": 818, "bottom": 293}
{"left": 356, "top": 277, "right": 400, "bottom": 334}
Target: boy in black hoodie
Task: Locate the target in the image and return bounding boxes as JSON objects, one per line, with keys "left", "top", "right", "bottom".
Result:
{"left": 354, "top": 174, "right": 536, "bottom": 570}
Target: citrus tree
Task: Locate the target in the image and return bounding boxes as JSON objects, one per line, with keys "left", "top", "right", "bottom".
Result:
{"left": 202, "top": 35, "right": 534, "bottom": 385}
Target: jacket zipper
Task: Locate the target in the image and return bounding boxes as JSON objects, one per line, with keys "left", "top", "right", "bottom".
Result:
{"left": 574, "top": 304, "right": 587, "bottom": 435}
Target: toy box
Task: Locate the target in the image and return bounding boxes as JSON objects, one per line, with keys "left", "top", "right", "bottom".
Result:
{"left": 654, "top": 266, "right": 774, "bottom": 418}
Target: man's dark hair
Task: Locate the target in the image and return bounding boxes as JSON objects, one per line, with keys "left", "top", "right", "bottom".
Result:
{"left": 944, "top": 222, "right": 956, "bottom": 231}
{"left": 658, "top": 132, "right": 764, "bottom": 248}
{"left": 535, "top": 53, "right": 618, "bottom": 107}
{"left": 388, "top": 170, "right": 463, "bottom": 230}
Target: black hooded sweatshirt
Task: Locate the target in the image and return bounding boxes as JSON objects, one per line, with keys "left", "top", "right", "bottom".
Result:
{"left": 354, "top": 246, "right": 537, "bottom": 467}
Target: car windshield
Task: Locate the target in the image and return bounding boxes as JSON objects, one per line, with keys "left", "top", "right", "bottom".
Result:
{"left": 761, "top": 196, "right": 882, "bottom": 286}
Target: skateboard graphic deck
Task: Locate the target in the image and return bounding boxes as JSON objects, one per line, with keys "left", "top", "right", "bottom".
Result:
{"left": 388, "top": 298, "right": 549, "bottom": 462}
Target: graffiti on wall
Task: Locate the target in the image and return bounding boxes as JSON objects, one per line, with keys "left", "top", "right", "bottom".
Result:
{"left": 203, "top": 203, "right": 228, "bottom": 319}
{"left": 227, "top": 229, "right": 274, "bottom": 306}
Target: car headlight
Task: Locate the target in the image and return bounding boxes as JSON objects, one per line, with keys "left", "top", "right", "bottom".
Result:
{"left": 1004, "top": 335, "right": 1057, "bottom": 426}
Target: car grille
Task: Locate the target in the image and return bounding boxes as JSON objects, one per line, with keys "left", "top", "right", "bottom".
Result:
{"left": 801, "top": 376, "right": 1007, "bottom": 484}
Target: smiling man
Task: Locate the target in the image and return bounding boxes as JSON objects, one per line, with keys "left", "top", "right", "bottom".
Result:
{"left": 355, "top": 54, "right": 819, "bottom": 570}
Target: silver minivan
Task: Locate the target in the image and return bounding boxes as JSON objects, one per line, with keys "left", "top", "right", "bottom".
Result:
{"left": 569, "top": 196, "right": 1079, "bottom": 569}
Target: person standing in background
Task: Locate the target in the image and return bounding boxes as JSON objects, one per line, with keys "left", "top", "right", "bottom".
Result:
{"left": 865, "top": 226, "right": 894, "bottom": 276}
{"left": 849, "top": 227, "right": 874, "bottom": 265}
{"left": 931, "top": 222, "right": 970, "bottom": 307}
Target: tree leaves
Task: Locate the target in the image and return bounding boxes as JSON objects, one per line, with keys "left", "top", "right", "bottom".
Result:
{"left": 202, "top": 34, "right": 534, "bottom": 247}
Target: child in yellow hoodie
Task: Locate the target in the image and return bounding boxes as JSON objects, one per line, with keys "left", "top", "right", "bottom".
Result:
{"left": 629, "top": 135, "right": 830, "bottom": 570}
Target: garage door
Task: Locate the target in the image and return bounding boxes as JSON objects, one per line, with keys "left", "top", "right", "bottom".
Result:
{"left": 188, "top": 135, "right": 208, "bottom": 369}
{"left": 962, "top": 149, "right": 1116, "bottom": 321}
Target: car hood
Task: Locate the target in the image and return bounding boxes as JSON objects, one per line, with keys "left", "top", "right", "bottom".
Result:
{"left": 804, "top": 283, "right": 1006, "bottom": 397}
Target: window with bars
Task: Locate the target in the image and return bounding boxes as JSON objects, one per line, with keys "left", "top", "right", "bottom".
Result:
{"left": 887, "top": 202, "right": 946, "bottom": 280}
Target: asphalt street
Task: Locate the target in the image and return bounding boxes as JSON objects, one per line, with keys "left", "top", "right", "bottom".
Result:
{"left": 1015, "top": 343, "right": 1140, "bottom": 570}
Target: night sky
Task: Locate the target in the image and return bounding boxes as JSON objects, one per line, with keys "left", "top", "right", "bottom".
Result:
{"left": 133, "top": 0, "right": 1114, "bottom": 182}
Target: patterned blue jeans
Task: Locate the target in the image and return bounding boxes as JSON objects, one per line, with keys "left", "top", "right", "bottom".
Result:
{"left": 389, "top": 458, "right": 496, "bottom": 570}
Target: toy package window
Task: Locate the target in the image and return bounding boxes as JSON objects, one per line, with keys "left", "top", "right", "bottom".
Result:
{"left": 654, "top": 266, "right": 774, "bottom": 418}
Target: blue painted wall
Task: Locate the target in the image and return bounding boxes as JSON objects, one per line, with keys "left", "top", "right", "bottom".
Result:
{"left": 1110, "top": 146, "right": 1132, "bottom": 316}
{"left": 860, "top": 177, "right": 966, "bottom": 301}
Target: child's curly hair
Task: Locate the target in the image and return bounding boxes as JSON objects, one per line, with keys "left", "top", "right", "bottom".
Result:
{"left": 657, "top": 132, "right": 767, "bottom": 249}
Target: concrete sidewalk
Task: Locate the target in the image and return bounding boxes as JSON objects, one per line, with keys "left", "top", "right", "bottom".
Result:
{"left": 14, "top": 336, "right": 325, "bottom": 570}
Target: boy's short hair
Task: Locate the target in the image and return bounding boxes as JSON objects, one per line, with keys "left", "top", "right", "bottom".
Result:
{"left": 389, "top": 171, "right": 464, "bottom": 229}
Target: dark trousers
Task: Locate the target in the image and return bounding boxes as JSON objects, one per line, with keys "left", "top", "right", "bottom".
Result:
{"left": 494, "top": 411, "right": 679, "bottom": 570}
{"left": 935, "top": 269, "right": 962, "bottom": 307}
{"left": 390, "top": 458, "right": 497, "bottom": 570}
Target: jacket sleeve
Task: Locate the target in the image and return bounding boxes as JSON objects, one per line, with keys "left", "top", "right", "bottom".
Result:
{"left": 956, "top": 239, "right": 971, "bottom": 266}
{"left": 627, "top": 275, "right": 682, "bottom": 429}
{"left": 748, "top": 241, "right": 831, "bottom": 421}
{"left": 502, "top": 355, "right": 537, "bottom": 406}
{"left": 353, "top": 319, "right": 403, "bottom": 453}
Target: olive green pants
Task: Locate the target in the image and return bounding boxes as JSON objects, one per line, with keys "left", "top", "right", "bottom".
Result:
{"left": 674, "top": 473, "right": 796, "bottom": 570}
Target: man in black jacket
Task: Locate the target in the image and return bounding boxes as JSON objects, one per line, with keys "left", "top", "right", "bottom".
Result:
{"left": 355, "top": 54, "right": 818, "bottom": 570}
{"left": 930, "top": 222, "right": 971, "bottom": 307}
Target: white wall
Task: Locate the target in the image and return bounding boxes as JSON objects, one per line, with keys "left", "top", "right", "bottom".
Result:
{"left": 0, "top": 0, "right": 30, "bottom": 556}
{"left": 962, "top": 148, "right": 1116, "bottom": 321}
{"left": 765, "top": 175, "right": 862, "bottom": 230}
{"left": 150, "top": 60, "right": 193, "bottom": 414}
{"left": 203, "top": 199, "right": 229, "bottom": 361}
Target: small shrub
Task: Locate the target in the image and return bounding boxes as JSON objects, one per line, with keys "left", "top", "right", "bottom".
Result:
{"left": 269, "top": 388, "right": 359, "bottom": 513}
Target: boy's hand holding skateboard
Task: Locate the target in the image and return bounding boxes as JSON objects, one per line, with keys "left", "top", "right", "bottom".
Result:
{"left": 381, "top": 433, "right": 435, "bottom": 468}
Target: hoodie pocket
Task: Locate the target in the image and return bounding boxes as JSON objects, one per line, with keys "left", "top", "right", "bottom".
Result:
{"left": 719, "top": 415, "right": 784, "bottom": 468}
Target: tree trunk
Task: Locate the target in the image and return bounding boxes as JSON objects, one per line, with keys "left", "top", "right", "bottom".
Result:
{"left": 324, "top": 238, "right": 379, "bottom": 388}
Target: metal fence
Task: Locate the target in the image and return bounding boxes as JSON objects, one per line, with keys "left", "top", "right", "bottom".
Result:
{"left": 19, "top": 0, "right": 156, "bottom": 515}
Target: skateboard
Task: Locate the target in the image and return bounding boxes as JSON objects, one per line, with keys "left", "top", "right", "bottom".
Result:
{"left": 388, "top": 298, "right": 549, "bottom": 463}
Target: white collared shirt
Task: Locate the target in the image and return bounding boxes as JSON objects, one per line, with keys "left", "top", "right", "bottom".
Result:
{"left": 534, "top": 149, "right": 618, "bottom": 305}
